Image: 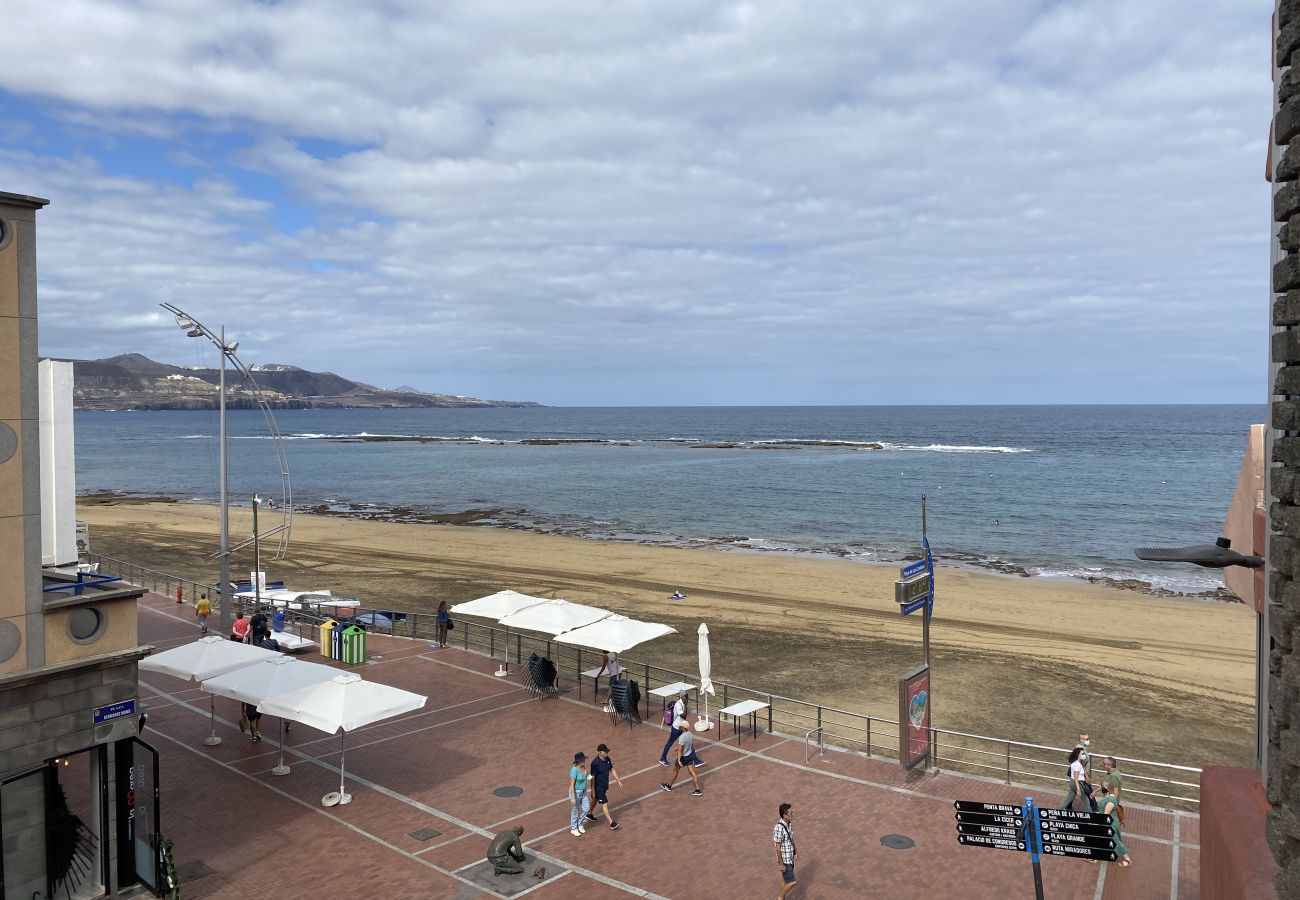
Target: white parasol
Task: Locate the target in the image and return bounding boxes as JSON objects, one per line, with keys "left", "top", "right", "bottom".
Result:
{"left": 258, "top": 673, "right": 426, "bottom": 806}
{"left": 450, "top": 590, "right": 553, "bottom": 675}
{"left": 497, "top": 598, "right": 611, "bottom": 637}
{"left": 556, "top": 615, "right": 676, "bottom": 654}
{"left": 139, "top": 636, "right": 278, "bottom": 745}
{"left": 201, "top": 655, "right": 338, "bottom": 775}
{"left": 696, "top": 623, "right": 716, "bottom": 730}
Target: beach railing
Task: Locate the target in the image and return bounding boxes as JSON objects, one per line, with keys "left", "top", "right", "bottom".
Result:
{"left": 96, "top": 552, "right": 1202, "bottom": 810}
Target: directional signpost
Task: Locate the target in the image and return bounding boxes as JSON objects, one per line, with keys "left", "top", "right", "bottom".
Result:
{"left": 954, "top": 800, "right": 1026, "bottom": 852}
{"left": 955, "top": 796, "right": 1118, "bottom": 898}
{"left": 1037, "top": 808, "right": 1118, "bottom": 862}
{"left": 897, "top": 497, "right": 935, "bottom": 769}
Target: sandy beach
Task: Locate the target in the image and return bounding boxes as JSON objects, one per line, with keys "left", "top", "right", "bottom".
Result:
{"left": 79, "top": 498, "right": 1256, "bottom": 770}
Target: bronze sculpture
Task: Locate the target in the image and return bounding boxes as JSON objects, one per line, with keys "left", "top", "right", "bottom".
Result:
{"left": 486, "top": 826, "right": 527, "bottom": 875}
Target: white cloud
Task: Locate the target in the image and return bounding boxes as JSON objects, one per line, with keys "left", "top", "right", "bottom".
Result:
{"left": 0, "top": 0, "right": 1275, "bottom": 403}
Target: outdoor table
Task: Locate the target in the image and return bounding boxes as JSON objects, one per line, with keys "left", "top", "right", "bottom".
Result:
{"left": 269, "top": 631, "right": 317, "bottom": 653}
{"left": 649, "top": 681, "right": 696, "bottom": 698}
{"left": 579, "top": 663, "right": 624, "bottom": 701}
{"left": 720, "top": 699, "right": 769, "bottom": 745}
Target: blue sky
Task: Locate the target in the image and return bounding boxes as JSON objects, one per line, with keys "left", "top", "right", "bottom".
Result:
{"left": 0, "top": 0, "right": 1274, "bottom": 405}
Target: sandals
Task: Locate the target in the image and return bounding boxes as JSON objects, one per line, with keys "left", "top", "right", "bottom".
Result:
{"left": 1118, "top": 858, "right": 1132, "bottom": 868}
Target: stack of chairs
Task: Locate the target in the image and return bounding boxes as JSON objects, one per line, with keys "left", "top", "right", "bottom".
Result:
{"left": 607, "top": 676, "right": 642, "bottom": 728}
{"left": 521, "top": 653, "right": 560, "bottom": 700}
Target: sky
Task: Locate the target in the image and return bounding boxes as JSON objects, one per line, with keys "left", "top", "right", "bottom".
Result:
{"left": 0, "top": 0, "right": 1275, "bottom": 406}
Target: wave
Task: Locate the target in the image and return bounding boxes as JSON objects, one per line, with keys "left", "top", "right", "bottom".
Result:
{"left": 173, "top": 431, "right": 1034, "bottom": 452}
{"left": 880, "top": 443, "right": 1035, "bottom": 454}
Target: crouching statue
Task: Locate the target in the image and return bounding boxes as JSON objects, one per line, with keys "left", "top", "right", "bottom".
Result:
{"left": 486, "top": 826, "right": 527, "bottom": 876}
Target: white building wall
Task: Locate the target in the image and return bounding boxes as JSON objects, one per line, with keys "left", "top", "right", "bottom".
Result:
{"left": 38, "top": 359, "right": 76, "bottom": 566}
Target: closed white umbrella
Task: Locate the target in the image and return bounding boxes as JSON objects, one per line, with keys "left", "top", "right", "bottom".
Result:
{"left": 202, "top": 656, "right": 339, "bottom": 775}
{"left": 139, "top": 635, "right": 278, "bottom": 746}
{"left": 259, "top": 673, "right": 426, "bottom": 806}
{"left": 697, "top": 623, "right": 716, "bottom": 731}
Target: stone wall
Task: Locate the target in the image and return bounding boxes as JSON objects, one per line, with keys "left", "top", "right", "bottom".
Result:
{"left": 1273, "top": 4, "right": 1300, "bottom": 896}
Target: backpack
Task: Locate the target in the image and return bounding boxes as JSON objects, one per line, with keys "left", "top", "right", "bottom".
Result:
{"left": 663, "top": 703, "right": 674, "bottom": 726}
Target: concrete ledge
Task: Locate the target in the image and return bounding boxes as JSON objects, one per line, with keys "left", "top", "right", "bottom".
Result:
{"left": 1200, "top": 766, "right": 1279, "bottom": 900}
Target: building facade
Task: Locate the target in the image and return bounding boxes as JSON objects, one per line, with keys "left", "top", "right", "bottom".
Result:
{"left": 0, "top": 192, "right": 159, "bottom": 899}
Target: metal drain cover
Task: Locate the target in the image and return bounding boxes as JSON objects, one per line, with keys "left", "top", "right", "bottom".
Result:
{"left": 493, "top": 785, "right": 524, "bottom": 798}
{"left": 880, "top": 834, "right": 915, "bottom": 850}
{"left": 175, "top": 860, "right": 215, "bottom": 882}
{"left": 409, "top": 827, "right": 443, "bottom": 841}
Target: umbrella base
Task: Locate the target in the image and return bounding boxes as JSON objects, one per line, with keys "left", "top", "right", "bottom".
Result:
{"left": 693, "top": 718, "right": 714, "bottom": 731}
{"left": 203, "top": 735, "right": 223, "bottom": 746}
{"left": 321, "top": 791, "right": 352, "bottom": 807}
{"left": 494, "top": 665, "right": 509, "bottom": 677}
{"left": 271, "top": 764, "right": 291, "bottom": 776}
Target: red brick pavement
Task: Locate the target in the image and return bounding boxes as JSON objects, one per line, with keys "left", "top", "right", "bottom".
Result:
{"left": 135, "top": 594, "right": 1198, "bottom": 898}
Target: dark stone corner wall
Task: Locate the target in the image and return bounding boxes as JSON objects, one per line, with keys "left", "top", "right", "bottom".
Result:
{"left": 1272, "top": 4, "right": 1300, "bottom": 897}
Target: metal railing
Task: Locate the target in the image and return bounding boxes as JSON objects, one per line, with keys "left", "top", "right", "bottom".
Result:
{"left": 94, "top": 552, "right": 1202, "bottom": 810}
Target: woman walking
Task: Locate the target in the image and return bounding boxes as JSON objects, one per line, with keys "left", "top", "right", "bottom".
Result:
{"left": 1098, "top": 784, "right": 1132, "bottom": 867}
{"left": 435, "top": 601, "right": 450, "bottom": 648}
{"left": 1062, "top": 746, "right": 1088, "bottom": 810}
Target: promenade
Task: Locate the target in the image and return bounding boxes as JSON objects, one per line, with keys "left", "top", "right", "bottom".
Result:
{"left": 135, "top": 592, "right": 1198, "bottom": 899}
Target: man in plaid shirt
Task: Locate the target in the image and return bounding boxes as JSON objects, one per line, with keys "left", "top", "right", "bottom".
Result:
{"left": 772, "top": 802, "right": 797, "bottom": 898}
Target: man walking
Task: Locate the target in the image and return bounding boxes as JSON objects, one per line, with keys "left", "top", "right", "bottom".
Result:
{"left": 659, "top": 690, "right": 705, "bottom": 767}
{"left": 659, "top": 718, "right": 703, "bottom": 796}
{"left": 1101, "top": 756, "right": 1123, "bottom": 799}
{"left": 195, "top": 593, "right": 211, "bottom": 634}
{"left": 569, "top": 751, "right": 592, "bottom": 836}
{"left": 588, "top": 743, "right": 624, "bottom": 830}
{"left": 659, "top": 690, "right": 688, "bottom": 766}
{"left": 773, "top": 803, "right": 797, "bottom": 899}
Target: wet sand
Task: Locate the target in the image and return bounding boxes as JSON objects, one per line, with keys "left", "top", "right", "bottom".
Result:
{"left": 79, "top": 499, "right": 1256, "bottom": 769}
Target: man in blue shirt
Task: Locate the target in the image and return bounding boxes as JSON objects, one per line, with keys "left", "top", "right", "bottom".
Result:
{"left": 588, "top": 743, "right": 624, "bottom": 830}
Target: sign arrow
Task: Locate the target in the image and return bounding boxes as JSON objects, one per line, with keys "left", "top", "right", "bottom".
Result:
{"left": 1040, "top": 843, "right": 1117, "bottom": 862}
{"left": 955, "top": 801, "right": 1024, "bottom": 816}
{"left": 958, "top": 834, "right": 1025, "bottom": 852}
{"left": 955, "top": 812, "right": 1024, "bottom": 828}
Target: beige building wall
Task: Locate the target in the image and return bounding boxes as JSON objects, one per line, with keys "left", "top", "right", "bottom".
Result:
{"left": 0, "top": 191, "right": 48, "bottom": 676}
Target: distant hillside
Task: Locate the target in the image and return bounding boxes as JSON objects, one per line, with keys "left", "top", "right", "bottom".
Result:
{"left": 48, "top": 353, "right": 541, "bottom": 411}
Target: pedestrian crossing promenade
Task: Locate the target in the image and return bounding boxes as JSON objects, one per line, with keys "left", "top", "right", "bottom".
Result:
{"left": 135, "top": 592, "right": 1197, "bottom": 899}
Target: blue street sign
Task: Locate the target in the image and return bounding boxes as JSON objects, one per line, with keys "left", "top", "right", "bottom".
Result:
{"left": 900, "top": 595, "right": 931, "bottom": 616}
{"left": 901, "top": 559, "right": 928, "bottom": 579}
{"left": 93, "top": 699, "right": 136, "bottom": 725}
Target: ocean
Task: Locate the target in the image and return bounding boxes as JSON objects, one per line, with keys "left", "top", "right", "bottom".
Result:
{"left": 74, "top": 404, "right": 1265, "bottom": 595}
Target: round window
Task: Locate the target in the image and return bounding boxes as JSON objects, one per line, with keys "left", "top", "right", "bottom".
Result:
{"left": 0, "top": 218, "right": 8, "bottom": 251}
{"left": 68, "top": 608, "right": 106, "bottom": 643}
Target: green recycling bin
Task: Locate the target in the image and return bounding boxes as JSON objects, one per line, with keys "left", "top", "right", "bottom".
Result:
{"left": 340, "top": 625, "right": 367, "bottom": 665}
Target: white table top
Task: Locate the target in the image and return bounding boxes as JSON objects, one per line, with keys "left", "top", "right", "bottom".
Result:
{"left": 580, "top": 664, "right": 624, "bottom": 678}
{"left": 720, "top": 699, "right": 769, "bottom": 716}
{"left": 650, "top": 681, "right": 696, "bottom": 698}
{"left": 270, "top": 631, "right": 316, "bottom": 649}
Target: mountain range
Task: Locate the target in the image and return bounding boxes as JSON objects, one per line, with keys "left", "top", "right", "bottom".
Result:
{"left": 49, "top": 353, "right": 540, "bottom": 411}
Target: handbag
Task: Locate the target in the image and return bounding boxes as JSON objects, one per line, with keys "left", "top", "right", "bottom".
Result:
{"left": 447, "top": 617, "right": 455, "bottom": 630}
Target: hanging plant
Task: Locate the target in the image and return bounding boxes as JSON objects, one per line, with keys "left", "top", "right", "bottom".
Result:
{"left": 152, "top": 832, "right": 181, "bottom": 899}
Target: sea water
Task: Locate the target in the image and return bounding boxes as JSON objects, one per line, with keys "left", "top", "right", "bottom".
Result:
{"left": 75, "top": 404, "right": 1264, "bottom": 594}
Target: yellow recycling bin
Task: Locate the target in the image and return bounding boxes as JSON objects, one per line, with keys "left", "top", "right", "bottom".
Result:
{"left": 319, "top": 619, "right": 339, "bottom": 658}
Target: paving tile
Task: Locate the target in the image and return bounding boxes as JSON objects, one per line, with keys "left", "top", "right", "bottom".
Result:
{"left": 131, "top": 593, "right": 1196, "bottom": 899}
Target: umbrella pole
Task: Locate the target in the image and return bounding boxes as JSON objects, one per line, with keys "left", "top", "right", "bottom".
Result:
{"left": 271, "top": 718, "right": 290, "bottom": 776}
{"left": 494, "top": 628, "right": 510, "bottom": 677}
{"left": 338, "top": 731, "right": 351, "bottom": 805}
{"left": 203, "top": 693, "right": 221, "bottom": 746}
